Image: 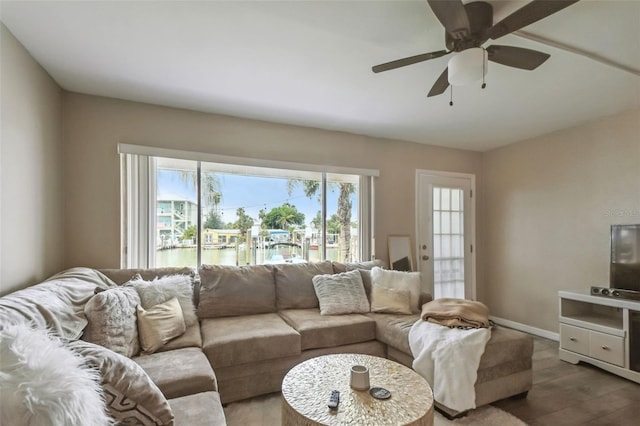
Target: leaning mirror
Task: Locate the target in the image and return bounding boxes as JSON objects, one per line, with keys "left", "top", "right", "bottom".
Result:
{"left": 388, "top": 235, "right": 413, "bottom": 272}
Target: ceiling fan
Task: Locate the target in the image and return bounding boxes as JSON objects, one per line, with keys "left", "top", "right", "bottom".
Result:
{"left": 372, "top": 0, "right": 580, "bottom": 98}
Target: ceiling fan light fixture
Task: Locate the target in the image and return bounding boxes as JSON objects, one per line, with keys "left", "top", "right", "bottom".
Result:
{"left": 448, "top": 47, "right": 488, "bottom": 86}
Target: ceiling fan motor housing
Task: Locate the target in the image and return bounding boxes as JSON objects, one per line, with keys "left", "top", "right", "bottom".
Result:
{"left": 448, "top": 47, "right": 488, "bottom": 86}
{"left": 445, "top": 1, "right": 493, "bottom": 51}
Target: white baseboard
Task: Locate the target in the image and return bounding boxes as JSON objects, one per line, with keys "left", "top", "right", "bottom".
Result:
{"left": 490, "top": 316, "right": 559, "bottom": 341}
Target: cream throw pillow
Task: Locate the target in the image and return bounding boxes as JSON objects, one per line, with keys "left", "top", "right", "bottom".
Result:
{"left": 137, "top": 297, "right": 186, "bottom": 354}
{"left": 370, "top": 267, "right": 422, "bottom": 313}
{"left": 312, "top": 269, "right": 370, "bottom": 315}
{"left": 370, "top": 286, "right": 413, "bottom": 314}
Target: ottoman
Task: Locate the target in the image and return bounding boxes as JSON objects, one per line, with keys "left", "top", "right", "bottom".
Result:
{"left": 367, "top": 313, "right": 534, "bottom": 417}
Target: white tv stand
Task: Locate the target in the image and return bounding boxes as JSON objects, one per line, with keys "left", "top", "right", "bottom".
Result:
{"left": 559, "top": 290, "right": 640, "bottom": 384}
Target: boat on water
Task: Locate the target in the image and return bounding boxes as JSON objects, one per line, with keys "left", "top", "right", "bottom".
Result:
{"left": 263, "top": 242, "right": 307, "bottom": 264}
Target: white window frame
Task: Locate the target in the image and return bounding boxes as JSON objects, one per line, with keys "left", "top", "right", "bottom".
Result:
{"left": 119, "top": 144, "right": 379, "bottom": 268}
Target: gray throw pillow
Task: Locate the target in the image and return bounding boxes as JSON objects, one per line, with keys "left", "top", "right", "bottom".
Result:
{"left": 67, "top": 340, "right": 174, "bottom": 426}
{"left": 312, "top": 269, "right": 370, "bottom": 315}
{"left": 82, "top": 286, "right": 141, "bottom": 357}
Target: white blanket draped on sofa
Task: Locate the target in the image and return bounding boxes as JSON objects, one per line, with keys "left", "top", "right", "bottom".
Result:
{"left": 408, "top": 320, "right": 491, "bottom": 413}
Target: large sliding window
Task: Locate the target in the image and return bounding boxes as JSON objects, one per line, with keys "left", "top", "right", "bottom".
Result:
{"left": 120, "top": 145, "right": 378, "bottom": 269}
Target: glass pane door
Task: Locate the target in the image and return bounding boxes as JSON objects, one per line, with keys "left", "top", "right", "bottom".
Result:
{"left": 433, "top": 187, "right": 465, "bottom": 298}
{"left": 416, "top": 170, "right": 474, "bottom": 300}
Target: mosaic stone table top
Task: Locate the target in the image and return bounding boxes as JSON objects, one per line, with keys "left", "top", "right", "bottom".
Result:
{"left": 282, "top": 353, "right": 434, "bottom": 426}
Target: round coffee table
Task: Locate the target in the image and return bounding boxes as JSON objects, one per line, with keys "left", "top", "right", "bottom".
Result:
{"left": 281, "top": 353, "right": 434, "bottom": 426}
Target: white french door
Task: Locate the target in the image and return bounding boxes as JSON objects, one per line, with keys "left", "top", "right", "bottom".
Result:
{"left": 416, "top": 170, "right": 475, "bottom": 300}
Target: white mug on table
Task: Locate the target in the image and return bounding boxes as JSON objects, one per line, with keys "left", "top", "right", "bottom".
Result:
{"left": 350, "top": 365, "right": 370, "bottom": 390}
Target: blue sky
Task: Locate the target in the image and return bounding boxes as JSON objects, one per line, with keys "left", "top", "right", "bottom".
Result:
{"left": 158, "top": 170, "right": 357, "bottom": 226}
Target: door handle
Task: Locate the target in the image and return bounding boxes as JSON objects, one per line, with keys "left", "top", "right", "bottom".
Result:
{"left": 422, "top": 255, "right": 430, "bottom": 261}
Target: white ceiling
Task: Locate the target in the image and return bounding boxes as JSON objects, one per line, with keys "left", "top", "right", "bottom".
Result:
{"left": 1, "top": 0, "right": 639, "bottom": 151}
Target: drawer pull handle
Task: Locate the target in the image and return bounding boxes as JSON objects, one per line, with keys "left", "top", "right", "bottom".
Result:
{"left": 601, "top": 345, "right": 610, "bottom": 351}
{"left": 569, "top": 337, "right": 577, "bottom": 341}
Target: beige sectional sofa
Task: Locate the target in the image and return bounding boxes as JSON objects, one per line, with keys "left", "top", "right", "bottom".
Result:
{"left": 0, "top": 260, "right": 533, "bottom": 425}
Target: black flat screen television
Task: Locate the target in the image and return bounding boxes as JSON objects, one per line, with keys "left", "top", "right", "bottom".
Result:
{"left": 610, "top": 224, "right": 640, "bottom": 293}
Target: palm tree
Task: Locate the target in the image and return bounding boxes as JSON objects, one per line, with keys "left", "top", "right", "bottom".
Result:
{"left": 288, "top": 179, "right": 355, "bottom": 261}
{"left": 336, "top": 183, "right": 354, "bottom": 261}
{"left": 179, "top": 170, "right": 222, "bottom": 209}
{"left": 279, "top": 212, "right": 297, "bottom": 230}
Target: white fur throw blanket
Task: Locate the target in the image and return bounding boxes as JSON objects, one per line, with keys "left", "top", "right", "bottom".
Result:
{"left": 0, "top": 323, "right": 113, "bottom": 426}
{"left": 409, "top": 319, "right": 491, "bottom": 412}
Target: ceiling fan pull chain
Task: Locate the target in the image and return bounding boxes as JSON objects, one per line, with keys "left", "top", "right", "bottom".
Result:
{"left": 449, "top": 86, "right": 453, "bottom": 106}
{"left": 482, "top": 48, "right": 487, "bottom": 89}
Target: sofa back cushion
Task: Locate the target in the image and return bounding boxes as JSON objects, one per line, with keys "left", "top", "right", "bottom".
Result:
{"left": 197, "top": 264, "right": 276, "bottom": 318}
{"left": 331, "top": 259, "right": 386, "bottom": 274}
{"left": 275, "top": 261, "right": 334, "bottom": 310}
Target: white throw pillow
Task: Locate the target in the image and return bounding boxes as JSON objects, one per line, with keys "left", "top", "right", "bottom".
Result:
{"left": 370, "top": 267, "right": 422, "bottom": 313}
{"left": 312, "top": 269, "right": 370, "bottom": 315}
{"left": 0, "top": 323, "right": 112, "bottom": 426}
{"left": 131, "top": 274, "right": 197, "bottom": 327}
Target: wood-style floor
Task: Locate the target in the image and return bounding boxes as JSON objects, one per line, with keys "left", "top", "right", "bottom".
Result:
{"left": 492, "top": 335, "right": 640, "bottom": 425}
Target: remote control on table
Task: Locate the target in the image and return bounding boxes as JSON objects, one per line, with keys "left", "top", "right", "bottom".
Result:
{"left": 328, "top": 390, "right": 340, "bottom": 409}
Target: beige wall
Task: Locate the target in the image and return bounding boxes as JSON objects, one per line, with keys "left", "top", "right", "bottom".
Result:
{"left": 481, "top": 109, "right": 640, "bottom": 333}
{"left": 9, "top": 16, "right": 637, "bottom": 336}
{"left": 62, "top": 93, "right": 482, "bottom": 271}
{"left": 0, "top": 24, "right": 64, "bottom": 295}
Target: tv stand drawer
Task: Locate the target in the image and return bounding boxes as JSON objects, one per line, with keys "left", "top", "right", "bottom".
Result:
{"left": 589, "top": 330, "right": 624, "bottom": 367}
{"left": 560, "top": 324, "right": 589, "bottom": 356}
{"left": 560, "top": 323, "right": 625, "bottom": 367}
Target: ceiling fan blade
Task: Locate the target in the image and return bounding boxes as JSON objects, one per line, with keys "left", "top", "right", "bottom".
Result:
{"left": 427, "top": 67, "right": 449, "bottom": 97}
{"left": 487, "top": 0, "right": 580, "bottom": 40}
{"left": 372, "top": 50, "right": 449, "bottom": 73}
{"left": 487, "top": 45, "right": 550, "bottom": 70}
{"left": 428, "top": 0, "right": 471, "bottom": 40}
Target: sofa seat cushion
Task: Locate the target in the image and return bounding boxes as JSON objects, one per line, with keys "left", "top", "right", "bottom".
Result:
{"left": 365, "top": 312, "right": 420, "bottom": 355}
{"left": 156, "top": 322, "right": 202, "bottom": 353}
{"left": 201, "top": 313, "right": 301, "bottom": 368}
{"left": 168, "top": 392, "right": 226, "bottom": 426}
{"left": 279, "top": 309, "right": 376, "bottom": 350}
{"left": 134, "top": 347, "right": 217, "bottom": 399}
